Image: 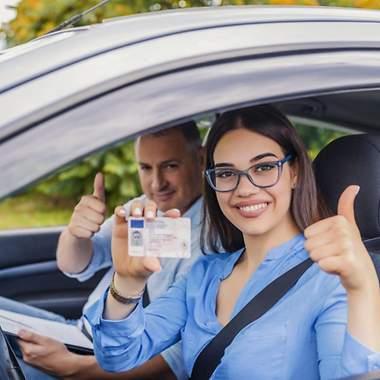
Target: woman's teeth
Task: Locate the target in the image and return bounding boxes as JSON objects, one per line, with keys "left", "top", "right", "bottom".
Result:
{"left": 239, "top": 203, "right": 268, "bottom": 212}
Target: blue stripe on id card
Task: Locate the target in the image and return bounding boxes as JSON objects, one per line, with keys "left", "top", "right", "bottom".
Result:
{"left": 131, "top": 219, "right": 144, "bottom": 228}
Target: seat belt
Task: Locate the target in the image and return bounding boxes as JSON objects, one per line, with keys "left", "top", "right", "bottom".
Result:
{"left": 190, "top": 258, "right": 313, "bottom": 380}
{"left": 142, "top": 286, "right": 150, "bottom": 308}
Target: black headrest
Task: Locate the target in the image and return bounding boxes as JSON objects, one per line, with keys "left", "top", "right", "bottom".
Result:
{"left": 313, "top": 134, "right": 380, "bottom": 240}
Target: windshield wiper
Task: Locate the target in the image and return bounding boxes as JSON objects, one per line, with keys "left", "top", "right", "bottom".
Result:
{"left": 47, "top": 0, "right": 112, "bottom": 34}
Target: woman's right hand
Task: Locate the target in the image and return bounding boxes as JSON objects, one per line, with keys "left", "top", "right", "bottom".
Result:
{"left": 111, "top": 199, "right": 181, "bottom": 283}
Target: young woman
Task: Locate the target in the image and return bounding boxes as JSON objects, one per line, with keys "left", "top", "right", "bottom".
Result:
{"left": 86, "top": 105, "right": 380, "bottom": 379}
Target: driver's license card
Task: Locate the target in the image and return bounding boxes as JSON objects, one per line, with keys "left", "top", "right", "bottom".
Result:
{"left": 128, "top": 217, "right": 191, "bottom": 258}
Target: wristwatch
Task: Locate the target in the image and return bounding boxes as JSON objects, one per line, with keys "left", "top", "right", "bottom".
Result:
{"left": 109, "top": 273, "right": 144, "bottom": 305}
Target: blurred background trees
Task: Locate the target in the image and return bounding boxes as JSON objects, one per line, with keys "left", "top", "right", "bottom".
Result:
{"left": 4, "top": 0, "right": 380, "bottom": 47}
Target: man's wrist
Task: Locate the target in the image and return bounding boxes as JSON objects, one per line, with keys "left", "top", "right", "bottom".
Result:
{"left": 57, "top": 229, "right": 93, "bottom": 274}
{"left": 66, "top": 225, "right": 86, "bottom": 240}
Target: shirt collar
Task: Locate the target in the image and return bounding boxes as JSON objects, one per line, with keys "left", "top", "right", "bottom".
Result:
{"left": 264, "top": 233, "right": 305, "bottom": 261}
{"left": 223, "top": 233, "right": 305, "bottom": 271}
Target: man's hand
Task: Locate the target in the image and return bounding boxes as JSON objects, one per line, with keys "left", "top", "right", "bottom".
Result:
{"left": 57, "top": 173, "right": 107, "bottom": 274}
{"left": 68, "top": 173, "right": 107, "bottom": 239}
{"left": 17, "top": 329, "right": 177, "bottom": 380}
{"left": 17, "top": 329, "right": 79, "bottom": 378}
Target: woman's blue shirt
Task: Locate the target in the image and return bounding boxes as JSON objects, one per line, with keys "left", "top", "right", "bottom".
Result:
{"left": 85, "top": 234, "right": 380, "bottom": 379}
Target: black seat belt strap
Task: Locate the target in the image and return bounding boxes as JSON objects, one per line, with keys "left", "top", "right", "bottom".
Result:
{"left": 142, "top": 286, "right": 150, "bottom": 308}
{"left": 190, "top": 258, "right": 313, "bottom": 380}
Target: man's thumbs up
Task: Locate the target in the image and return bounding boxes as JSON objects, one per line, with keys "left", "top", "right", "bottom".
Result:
{"left": 93, "top": 172, "right": 106, "bottom": 203}
{"left": 67, "top": 173, "right": 107, "bottom": 239}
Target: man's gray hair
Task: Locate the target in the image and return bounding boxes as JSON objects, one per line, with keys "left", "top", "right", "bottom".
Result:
{"left": 140, "top": 121, "right": 201, "bottom": 151}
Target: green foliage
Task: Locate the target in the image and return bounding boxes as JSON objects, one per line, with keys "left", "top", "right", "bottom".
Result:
{"left": 3, "top": 0, "right": 380, "bottom": 46}
{"left": 33, "top": 141, "right": 141, "bottom": 214}
{"left": 3, "top": 0, "right": 206, "bottom": 46}
{"left": 294, "top": 123, "right": 347, "bottom": 159}
{"left": 0, "top": 193, "right": 74, "bottom": 229}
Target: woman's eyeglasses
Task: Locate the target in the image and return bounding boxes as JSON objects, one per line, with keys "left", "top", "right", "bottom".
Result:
{"left": 205, "top": 154, "right": 293, "bottom": 193}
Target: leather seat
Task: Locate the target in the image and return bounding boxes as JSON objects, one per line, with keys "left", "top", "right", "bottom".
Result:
{"left": 313, "top": 134, "right": 380, "bottom": 280}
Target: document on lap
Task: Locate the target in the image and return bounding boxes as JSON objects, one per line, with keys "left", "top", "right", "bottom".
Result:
{"left": 0, "top": 309, "right": 93, "bottom": 351}
{"left": 128, "top": 217, "right": 191, "bottom": 258}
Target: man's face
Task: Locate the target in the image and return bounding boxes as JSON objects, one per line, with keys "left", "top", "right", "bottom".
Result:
{"left": 135, "top": 129, "right": 204, "bottom": 215}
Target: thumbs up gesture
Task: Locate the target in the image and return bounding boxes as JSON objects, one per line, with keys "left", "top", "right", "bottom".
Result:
{"left": 304, "top": 185, "right": 376, "bottom": 292}
{"left": 67, "top": 173, "right": 107, "bottom": 239}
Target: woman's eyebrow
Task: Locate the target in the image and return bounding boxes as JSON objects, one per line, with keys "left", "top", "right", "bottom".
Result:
{"left": 250, "top": 152, "right": 278, "bottom": 163}
{"left": 214, "top": 153, "right": 278, "bottom": 168}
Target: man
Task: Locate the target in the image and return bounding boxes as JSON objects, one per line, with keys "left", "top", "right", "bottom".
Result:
{"left": 6, "top": 122, "right": 204, "bottom": 379}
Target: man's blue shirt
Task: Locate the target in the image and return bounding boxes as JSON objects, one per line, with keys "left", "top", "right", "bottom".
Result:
{"left": 86, "top": 233, "right": 380, "bottom": 379}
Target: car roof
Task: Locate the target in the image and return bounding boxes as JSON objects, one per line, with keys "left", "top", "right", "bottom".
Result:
{"left": 2, "top": 5, "right": 380, "bottom": 93}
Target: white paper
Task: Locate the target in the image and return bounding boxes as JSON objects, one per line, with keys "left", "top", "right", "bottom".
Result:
{"left": 128, "top": 217, "right": 191, "bottom": 258}
{"left": 0, "top": 309, "right": 92, "bottom": 350}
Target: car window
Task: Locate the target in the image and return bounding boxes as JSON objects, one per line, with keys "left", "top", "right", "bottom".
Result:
{"left": 293, "top": 121, "right": 347, "bottom": 159}
{"left": 2, "top": 52, "right": 379, "bottom": 201}
{"left": 0, "top": 117, "right": 346, "bottom": 230}
{"left": 0, "top": 139, "right": 140, "bottom": 230}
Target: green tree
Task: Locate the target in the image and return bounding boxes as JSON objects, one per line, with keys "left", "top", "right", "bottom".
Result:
{"left": 294, "top": 123, "right": 346, "bottom": 160}
{"left": 34, "top": 141, "right": 142, "bottom": 212}
{"left": 4, "top": 0, "right": 207, "bottom": 46}
{"left": 4, "top": 0, "right": 380, "bottom": 47}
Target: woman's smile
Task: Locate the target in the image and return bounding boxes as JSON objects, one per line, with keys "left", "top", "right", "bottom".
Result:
{"left": 234, "top": 200, "right": 270, "bottom": 218}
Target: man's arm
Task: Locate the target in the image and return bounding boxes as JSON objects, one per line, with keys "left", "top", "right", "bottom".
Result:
{"left": 56, "top": 173, "right": 106, "bottom": 274}
{"left": 56, "top": 229, "right": 94, "bottom": 274}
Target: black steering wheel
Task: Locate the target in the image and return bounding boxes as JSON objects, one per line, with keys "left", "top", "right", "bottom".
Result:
{"left": 0, "top": 327, "right": 25, "bottom": 380}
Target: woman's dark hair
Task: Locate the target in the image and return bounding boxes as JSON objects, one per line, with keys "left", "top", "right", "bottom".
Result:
{"left": 201, "top": 105, "right": 331, "bottom": 254}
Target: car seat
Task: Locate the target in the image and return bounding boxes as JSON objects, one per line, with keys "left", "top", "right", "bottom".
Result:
{"left": 313, "top": 133, "right": 380, "bottom": 280}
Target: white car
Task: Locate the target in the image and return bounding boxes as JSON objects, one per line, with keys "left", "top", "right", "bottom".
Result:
{"left": 1, "top": 6, "right": 380, "bottom": 379}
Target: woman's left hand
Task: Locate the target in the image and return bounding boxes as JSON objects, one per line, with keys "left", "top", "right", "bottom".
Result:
{"left": 304, "top": 185, "right": 377, "bottom": 292}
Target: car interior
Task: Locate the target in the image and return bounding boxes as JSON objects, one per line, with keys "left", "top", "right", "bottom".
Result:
{"left": 0, "top": 92, "right": 380, "bottom": 334}
{"left": 2, "top": 6, "right": 380, "bottom": 378}
{"left": 314, "top": 134, "right": 380, "bottom": 280}
{"left": 0, "top": 227, "right": 107, "bottom": 319}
